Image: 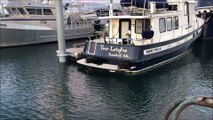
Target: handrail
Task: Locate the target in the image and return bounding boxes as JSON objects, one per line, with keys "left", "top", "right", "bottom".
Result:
{"left": 65, "top": 17, "right": 92, "bottom": 29}
{"left": 121, "top": 1, "right": 181, "bottom": 16}
{"left": 164, "top": 96, "right": 213, "bottom": 120}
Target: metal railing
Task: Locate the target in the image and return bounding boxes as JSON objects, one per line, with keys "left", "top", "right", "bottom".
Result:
{"left": 96, "top": 9, "right": 109, "bottom": 17}
{"left": 120, "top": 1, "right": 181, "bottom": 16}
{"left": 65, "top": 19, "right": 93, "bottom": 29}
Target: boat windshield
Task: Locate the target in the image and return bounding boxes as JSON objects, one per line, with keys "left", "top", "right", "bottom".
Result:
{"left": 6, "top": 8, "right": 14, "bottom": 15}
{"left": 26, "top": 8, "right": 42, "bottom": 15}
{"left": 11, "top": 8, "right": 20, "bottom": 15}
{"left": 43, "top": 9, "right": 53, "bottom": 15}
{"left": 17, "top": 8, "right": 26, "bottom": 15}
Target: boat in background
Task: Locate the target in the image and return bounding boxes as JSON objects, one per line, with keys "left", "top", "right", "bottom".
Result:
{"left": 0, "top": 0, "right": 94, "bottom": 47}
{"left": 196, "top": 0, "right": 213, "bottom": 40}
{"left": 93, "top": 4, "right": 122, "bottom": 33}
{"left": 77, "top": 0, "right": 204, "bottom": 74}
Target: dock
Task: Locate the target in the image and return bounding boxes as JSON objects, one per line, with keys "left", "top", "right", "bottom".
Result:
{"left": 62, "top": 43, "right": 85, "bottom": 61}
{"left": 66, "top": 47, "right": 84, "bottom": 60}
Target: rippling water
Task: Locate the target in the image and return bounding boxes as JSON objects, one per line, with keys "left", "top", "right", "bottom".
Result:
{"left": 0, "top": 39, "right": 213, "bottom": 120}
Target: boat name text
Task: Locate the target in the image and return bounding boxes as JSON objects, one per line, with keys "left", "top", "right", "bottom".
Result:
{"left": 100, "top": 45, "right": 129, "bottom": 58}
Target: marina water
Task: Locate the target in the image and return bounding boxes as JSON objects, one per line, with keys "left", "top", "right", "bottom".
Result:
{"left": 0, "top": 39, "right": 212, "bottom": 120}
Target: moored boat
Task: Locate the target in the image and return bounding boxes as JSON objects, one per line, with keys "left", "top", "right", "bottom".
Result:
{"left": 196, "top": 0, "right": 213, "bottom": 40}
{"left": 0, "top": 0, "right": 94, "bottom": 47}
{"left": 77, "top": 0, "right": 204, "bottom": 74}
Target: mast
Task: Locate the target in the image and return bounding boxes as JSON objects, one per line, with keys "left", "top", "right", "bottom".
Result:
{"left": 109, "top": 0, "right": 113, "bottom": 16}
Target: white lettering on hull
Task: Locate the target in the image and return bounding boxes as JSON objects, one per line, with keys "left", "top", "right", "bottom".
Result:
{"left": 144, "top": 35, "right": 193, "bottom": 55}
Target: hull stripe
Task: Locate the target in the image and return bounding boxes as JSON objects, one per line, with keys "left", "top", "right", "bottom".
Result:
{"left": 144, "top": 35, "right": 193, "bottom": 55}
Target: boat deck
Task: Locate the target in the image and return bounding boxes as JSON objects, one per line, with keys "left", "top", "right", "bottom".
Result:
{"left": 65, "top": 47, "right": 84, "bottom": 60}
{"left": 77, "top": 59, "right": 119, "bottom": 72}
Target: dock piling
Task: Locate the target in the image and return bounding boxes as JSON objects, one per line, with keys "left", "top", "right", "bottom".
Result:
{"left": 55, "top": 0, "right": 67, "bottom": 63}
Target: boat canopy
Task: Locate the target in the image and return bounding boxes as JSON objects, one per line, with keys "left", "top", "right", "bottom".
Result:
{"left": 120, "top": 0, "right": 167, "bottom": 8}
{"left": 197, "top": 0, "right": 213, "bottom": 7}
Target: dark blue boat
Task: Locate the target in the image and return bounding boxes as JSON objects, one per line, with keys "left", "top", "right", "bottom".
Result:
{"left": 77, "top": 0, "right": 204, "bottom": 74}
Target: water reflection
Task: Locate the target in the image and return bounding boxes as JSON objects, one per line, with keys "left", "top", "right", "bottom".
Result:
{"left": 193, "top": 39, "right": 213, "bottom": 63}
{"left": 0, "top": 39, "right": 212, "bottom": 120}
{"left": 72, "top": 39, "right": 213, "bottom": 119}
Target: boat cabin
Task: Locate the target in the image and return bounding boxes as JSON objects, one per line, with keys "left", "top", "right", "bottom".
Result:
{"left": 4, "top": 1, "right": 55, "bottom": 17}
{"left": 99, "top": 0, "right": 203, "bottom": 46}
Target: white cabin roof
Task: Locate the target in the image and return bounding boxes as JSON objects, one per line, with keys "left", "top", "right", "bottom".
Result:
{"left": 5, "top": 0, "right": 54, "bottom": 9}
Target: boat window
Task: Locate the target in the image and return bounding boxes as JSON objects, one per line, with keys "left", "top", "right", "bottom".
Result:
{"left": 135, "top": 19, "right": 150, "bottom": 34}
{"left": 26, "top": 8, "right": 42, "bottom": 15}
{"left": 43, "top": 9, "right": 53, "bottom": 15}
{"left": 173, "top": 16, "right": 179, "bottom": 29}
{"left": 159, "top": 18, "right": 166, "bottom": 33}
{"left": 167, "top": 17, "right": 172, "bottom": 31}
{"left": 11, "top": 8, "right": 19, "bottom": 15}
{"left": 168, "top": 5, "right": 178, "bottom": 11}
{"left": 17, "top": 8, "right": 26, "bottom": 15}
{"left": 6, "top": 8, "right": 14, "bottom": 15}
{"left": 36, "top": 9, "right": 42, "bottom": 15}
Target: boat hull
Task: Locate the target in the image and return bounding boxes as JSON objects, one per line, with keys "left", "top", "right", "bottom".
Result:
{"left": 0, "top": 27, "right": 94, "bottom": 47}
{"left": 78, "top": 27, "right": 203, "bottom": 73}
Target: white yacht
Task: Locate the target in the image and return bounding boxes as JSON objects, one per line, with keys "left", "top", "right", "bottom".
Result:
{"left": 77, "top": 0, "right": 204, "bottom": 74}
{"left": 0, "top": 0, "right": 94, "bottom": 47}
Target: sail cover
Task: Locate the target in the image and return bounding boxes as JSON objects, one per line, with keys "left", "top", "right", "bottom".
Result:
{"left": 120, "top": 0, "right": 167, "bottom": 8}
